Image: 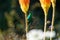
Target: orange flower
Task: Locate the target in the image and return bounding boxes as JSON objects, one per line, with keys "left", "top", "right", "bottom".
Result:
{"left": 39, "top": 0, "right": 51, "bottom": 15}
{"left": 19, "top": 0, "right": 30, "bottom": 14}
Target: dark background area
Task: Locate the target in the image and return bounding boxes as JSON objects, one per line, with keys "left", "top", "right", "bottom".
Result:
{"left": 0, "top": 0, "right": 60, "bottom": 32}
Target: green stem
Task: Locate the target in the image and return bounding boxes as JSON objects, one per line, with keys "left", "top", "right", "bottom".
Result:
{"left": 44, "top": 13, "right": 47, "bottom": 40}
{"left": 50, "top": 6, "right": 55, "bottom": 40}
{"left": 25, "top": 13, "right": 28, "bottom": 34}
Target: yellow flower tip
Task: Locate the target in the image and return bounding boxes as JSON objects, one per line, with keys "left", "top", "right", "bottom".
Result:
{"left": 20, "top": 4, "right": 29, "bottom": 14}
{"left": 43, "top": 7, "right": 49, "bottom": 16}
{"left": 19, "top": 0, "right": 30, "bottom": 14}
{"left": 51, "top": 0, "right": 56, "bottom": 3}
{"left": 39, "top": 0, "right": 51, "bottom": 15}
{"left": 51, "top": 0, "right": 56, "bottom": 7}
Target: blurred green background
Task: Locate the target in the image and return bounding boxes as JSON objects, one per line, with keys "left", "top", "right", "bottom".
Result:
{"left": 0, "top": 0, "right": 60, "bottom": 35}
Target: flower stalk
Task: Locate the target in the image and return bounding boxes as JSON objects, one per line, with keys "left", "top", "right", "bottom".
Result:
{"left": 19, "top": 0, "right": 30, "bottom": 34}
{"left": 39, "top": 0, "right": 51, "bottom": 40}
{"left": 50, "top": 0, "right": 56, "bottom": 40}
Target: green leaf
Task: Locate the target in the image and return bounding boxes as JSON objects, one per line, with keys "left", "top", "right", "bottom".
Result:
{"left": 27, "top": 12, "right": 32, "bottom": 22}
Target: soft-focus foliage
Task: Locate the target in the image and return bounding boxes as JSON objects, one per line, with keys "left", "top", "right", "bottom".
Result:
{"left": 0, "top": 0, "right": 60, "bottom": 40}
